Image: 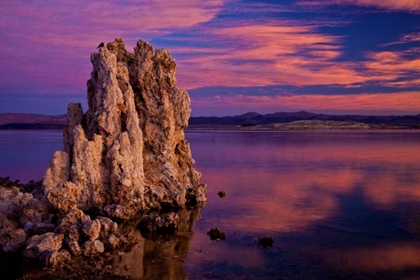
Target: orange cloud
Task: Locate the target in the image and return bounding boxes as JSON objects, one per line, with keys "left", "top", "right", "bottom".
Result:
{"left": 191, "top": 92, "right": 420, "bottom": 113}
{"left": 175, "top": 21, "right": 413, "bottom": 90}
{"left": 174, "top": 23, "right": 371, "bottom": 89}
{"left": 2, "top": 0, "right": 418, "bottom": 110}
{"left": 2, "top": 0, "right": 224, "bottom": 49}
{"left": 365, "top": 50, "right": 420, "bottom": 87}
{"left": 0, "top": 0, "right": 225, "bottom": 94}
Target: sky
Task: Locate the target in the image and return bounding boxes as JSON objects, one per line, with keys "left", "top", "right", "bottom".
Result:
{"left": 1, "top": 0, "right": 419, "bottom": 117}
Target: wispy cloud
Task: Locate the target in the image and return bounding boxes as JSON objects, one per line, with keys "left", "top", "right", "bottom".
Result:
{"left": 191, "top": 92, "right": 420, "bottom": 115}
{"left": 0, "top": 0, "right": 418, "bottom": 115}
{"left": 364, "top": 48, "right": 420, "bottom": 87}
{"left": 383, "top": 32, "right": 420, "bottom": 46}
{"left": 0, "top": 0, "right": 224, "bottom": 95}
{"left": 174, "top": 21, "right": 373, "bottom": 89}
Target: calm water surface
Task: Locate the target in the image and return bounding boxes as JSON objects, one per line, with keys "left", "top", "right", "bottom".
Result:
{"left": 0, "top": 130, "right": 62, "bottom": 182}
{"left": 1, "top": 130, "right": 420, "bottom": 279}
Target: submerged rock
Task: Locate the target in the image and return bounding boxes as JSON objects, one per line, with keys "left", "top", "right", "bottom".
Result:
{"left": 207, "top": 227, "right": 226, "bottom": 241}
{"left": 139, "top": 212, "right": 180, "bottom": 233}
{"left": 258, "top": 236, "right": 274, "bottom": 249}
{"left": 217, "top": 190, "right": 226, "bottom": 198}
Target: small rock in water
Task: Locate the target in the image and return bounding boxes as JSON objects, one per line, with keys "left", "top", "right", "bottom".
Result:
{"left": 217, "top": 191, "right": 226, "bottom": 198}
{"left": 207, "top": 227, "right": 226, "bottom": 240}
{"left": 258, "top": 236, "right": 274, "bottom": 249}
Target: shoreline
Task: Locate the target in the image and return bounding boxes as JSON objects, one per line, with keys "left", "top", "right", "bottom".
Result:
{"left": 186, "top": 120, "right": 419, "bottom": 131}
{"left": 1, "top": 120, "right": 418, "bottom": 131}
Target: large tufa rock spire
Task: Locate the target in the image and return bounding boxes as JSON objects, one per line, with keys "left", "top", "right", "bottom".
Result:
{"left": 43, "top": 38, "right": 206, "bottom": 220}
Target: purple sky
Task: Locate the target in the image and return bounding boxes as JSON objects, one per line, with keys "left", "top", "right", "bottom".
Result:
{"left": 1, "top": 0, "right": 419, "bottom": 117}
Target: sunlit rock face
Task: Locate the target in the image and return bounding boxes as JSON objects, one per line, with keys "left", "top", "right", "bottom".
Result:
{"left": 43, "top": 38, "right": 205, "bottom": 220}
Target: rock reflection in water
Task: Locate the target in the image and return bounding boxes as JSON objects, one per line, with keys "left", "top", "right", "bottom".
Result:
{"left": 111, "top": 205, "right": 203, "bottom": 279}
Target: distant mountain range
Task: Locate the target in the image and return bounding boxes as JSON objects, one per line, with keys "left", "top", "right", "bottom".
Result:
{"left": 189, "top": 111, "right": 420, "bottom": 127}
{"left": 0, "top": 113, "right": 66, "bottom": 129}
{"left": 0, "top": 111, "right": 419, "bottom": 129}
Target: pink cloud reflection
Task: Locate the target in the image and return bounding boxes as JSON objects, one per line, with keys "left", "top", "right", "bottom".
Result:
{"left": 317, "top": 242, "right": 420, "bottom": 273}
{"left": 198, "top": 136, "right": 420, "bottom": 234}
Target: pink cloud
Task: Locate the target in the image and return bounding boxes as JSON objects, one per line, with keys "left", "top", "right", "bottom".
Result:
{"left": 364, "top": 48, "right": 420, "bottom": 87}
{"left": 191, "top": 92, "right": 420, "bottom": 114}
{"left": 0, "top": 0, "right": 224, "bottom": 95}
{"left": 1, "top": 0, "right": 418, "bottom": 116}
{"left": 382, "top": 32, "right": 420, "bottom": 47}
{"left": 1, "top": 0, "right": 224, "bottom": 53}
{"left": 173, "top": 18, "right": 419, "bottom": 91}
{"left": 174, "top": 22, "right": 377, "bottom": 89}
{"left": 172, "top": 20, "right": 420, "bottom": 98}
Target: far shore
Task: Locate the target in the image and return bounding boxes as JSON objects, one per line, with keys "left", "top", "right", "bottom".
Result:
{"left": 186, "top": 120, "right": 419, "bottom": 131}
{"left": 0, "top": 120, "right": 419, "bottom": 131}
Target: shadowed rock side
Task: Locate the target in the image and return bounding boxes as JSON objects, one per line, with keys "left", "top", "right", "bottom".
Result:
{"left": 0, "top": 38, "right": 206, "bottom": 275}
{"left": 43, "top": 38, "right": 205, "bottom": 220}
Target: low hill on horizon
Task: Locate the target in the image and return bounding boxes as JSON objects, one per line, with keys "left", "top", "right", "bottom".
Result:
{"left": 0, "top": 111, "right": 419, "bottom": 129}
{"left": 0, "top": 113, "right": 66, "bottom": 129}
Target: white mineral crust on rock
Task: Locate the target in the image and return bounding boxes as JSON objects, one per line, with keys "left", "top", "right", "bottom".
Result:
{"left": 42, "top": 38, "right": 206, "bottom": 220}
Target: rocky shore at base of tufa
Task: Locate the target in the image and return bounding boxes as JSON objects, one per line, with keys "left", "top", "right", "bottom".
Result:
{"left": 0, "top": 38, "right": 206, "bottom": 276}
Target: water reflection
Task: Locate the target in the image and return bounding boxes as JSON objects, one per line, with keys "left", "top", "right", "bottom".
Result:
{"left": 189, "top": 131, "right": 420, "bottom": 233}
{"left": 321, "top": 242, "right": 420, "bottom": 272}
{"left": 111, "top": 206, "right": 203, "bottom": 279}
{"left": 186, "top": 130, "right": 420, "bottom": 279}
{"left": 0, "top": 130, "right": 62, "bottom": 183}
{"left": 2, "top": 130, "right": 420, "bottom": 279}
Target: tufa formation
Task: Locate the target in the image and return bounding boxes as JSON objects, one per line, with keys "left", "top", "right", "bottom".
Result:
{"left": 0, "top": 38, "right": 206, "bottom": 269}
{"left": 43, "top": 38, "right": 206, "bottom": 220}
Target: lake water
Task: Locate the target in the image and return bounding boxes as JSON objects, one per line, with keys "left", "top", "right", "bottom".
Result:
{"left": 1, "top": 130, "right": 420, "bottom": 279}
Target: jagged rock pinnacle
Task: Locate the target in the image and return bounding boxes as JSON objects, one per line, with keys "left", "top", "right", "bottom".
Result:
{"left": 43, "top": 38, "right": 206, "bottom": 220}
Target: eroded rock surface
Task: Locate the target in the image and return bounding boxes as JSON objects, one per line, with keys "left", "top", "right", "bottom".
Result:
{"left": 0, "top": 213, "right": 27, "bottom": 253}
{"left": 0, "top": 38, "right": 206, "bottom": 273}
{"left": 43, "top": 38, "right": 205, "bottom": 219}
{"left": 24, "top": 232, "right": 64, "bottom": 260}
